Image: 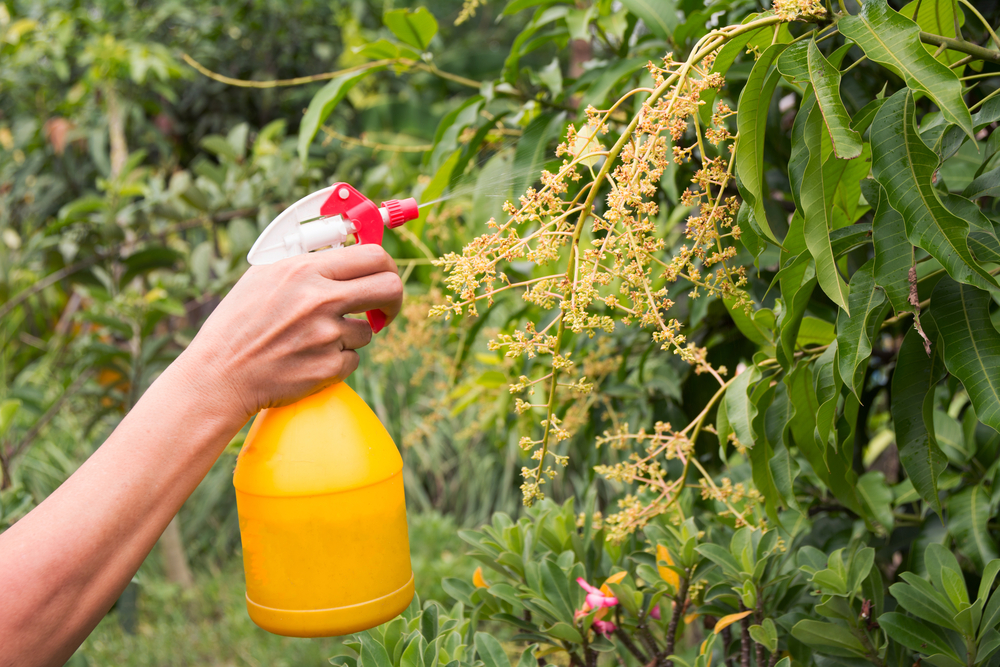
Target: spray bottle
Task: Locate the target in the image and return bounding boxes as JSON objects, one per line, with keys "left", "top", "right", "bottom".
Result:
{"left": 233, "top": 182, "right": 419, "bottom": 637}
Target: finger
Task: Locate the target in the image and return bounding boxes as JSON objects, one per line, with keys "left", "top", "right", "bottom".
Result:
{"left": 326, "top": 272, "right": 404, "bottom": 325}
{"left": 307, "top": 244, "right": 398, "bottom": 282}
{"left": 336, "top": 316, "right": 373, "bottom": 350}
{"left": 332, "top": 350, "right": 360, "bottom": 384}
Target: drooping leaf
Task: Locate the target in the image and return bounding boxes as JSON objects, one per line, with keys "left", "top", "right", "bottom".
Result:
{"left": 892, "top": 326, "right": 946, "bottom": 515}
{"left": 835, "top": 260, "right": 888, "bottom": 399}
{"left": 807, "top": 40, "right": 863, "bottom": 159}
{"left": 736, "top": 44, "right": 787, "bottom": 246}
{"left": 856, "top": 471, "right": 894, "bottom": 534}
{"left": 776, "top": 253, "right": 817, "bottom": 370}
{"left": 868, "top": 182, "right": 912, "bottom": 314}
{"left": 298, "top": 68, "right": 382, "bottom": 162}
{"left": 948, "top": 484, "right": 998, "bottom": 570}
{"left": 801, "top": 101, "right": 851, "bottom": 312}
{"left": 928, "top": 278, "right": 1000, "bottom": 432}
{"left": 384, "top": 7, "right": 439, "bottom": 50}
{"left": 870, "top": 90, "right": 997, "bottom": 293}
{"left": 839, "top": 0, "right": 973, "bottom": 138}
{"left": 727, "top": 365, "right": 763, "bottom": 449}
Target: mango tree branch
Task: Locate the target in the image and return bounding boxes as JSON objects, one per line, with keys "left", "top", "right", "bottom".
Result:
{"left": 918, "top": 32, "right": 1000, "bottom": 62}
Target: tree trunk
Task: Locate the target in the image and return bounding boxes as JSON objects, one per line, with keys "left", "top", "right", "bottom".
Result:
{"left": 159, "top": 514, "right": 194, "bottom": 589}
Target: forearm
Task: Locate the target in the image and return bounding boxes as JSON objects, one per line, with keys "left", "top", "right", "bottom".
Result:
{"left": 0, "top": 349, "right": 246, "bottom": 667}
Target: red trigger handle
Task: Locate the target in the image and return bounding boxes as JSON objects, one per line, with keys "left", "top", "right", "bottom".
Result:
{"left": 318, "top": 184, "right": 419, "bottom": 334}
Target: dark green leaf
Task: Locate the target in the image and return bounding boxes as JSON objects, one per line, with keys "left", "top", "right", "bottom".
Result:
{"left": 727, "top": 365, "right": 763, "bottom": 448}
{"left": 870, "top": 182, "right": 912, "bottom": 314}
{"left": 879, "top": 612, "right": 963, "bottom": 660}
{"left": 736, "top": 44, "right": 787, "bottom": 246}
{"left": 802, "top": 101, "right": 851, "bottom": 311}
{"left": 892, "top": 327, "right": 946, "bottom": 515}
{"left": 929, "top": 279, "right": 1000, "bottom": 432}
{"left": 791, "top": 620, "right": 867, "bottom": 656}
{"left": 871, "top": 90, "right": 997, "bottom": 292}
{"left": 836, "top": 260, "right": 888, "bottom": 399}
{"left": 807, "top": 40, "right": 863, "bottom": 159}
{"left": 839, "top": 0, "right": 973, "bottom": 138}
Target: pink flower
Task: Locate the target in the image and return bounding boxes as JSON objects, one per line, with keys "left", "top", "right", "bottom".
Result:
{"left": 593, "top": 619, "right": 617, "bottom": 636}
{"left": 649, "top": 604, "right": 662, "bottom": 620}
{"left": 577, "top": 578, "right": 619, "bottom": 611}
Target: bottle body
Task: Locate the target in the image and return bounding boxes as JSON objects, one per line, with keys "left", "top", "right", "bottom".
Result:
{"left": 234, "top": 382, "right": 413, "bottom": 637}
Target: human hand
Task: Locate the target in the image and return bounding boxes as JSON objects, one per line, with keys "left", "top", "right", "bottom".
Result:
{"left": 177, "top": 244, "right": 403, "bottom": 422}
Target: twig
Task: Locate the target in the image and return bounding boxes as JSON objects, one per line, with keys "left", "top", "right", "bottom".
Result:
{"left": 665, "top": 577, "right": 690, "bottom": 667}
{"left": 919, "top": 32, "right": 1000, "bottom": 63}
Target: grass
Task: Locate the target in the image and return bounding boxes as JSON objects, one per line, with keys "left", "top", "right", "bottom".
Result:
{"left": 70, "top": 511, "right": 477, "bottom": 666}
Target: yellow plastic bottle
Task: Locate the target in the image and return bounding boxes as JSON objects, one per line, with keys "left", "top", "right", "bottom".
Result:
{"left": 234, "top": 184, "right": 420, "bottom": 637}
{"left": 233, "top": 382, "right": 414, "bottom": 636}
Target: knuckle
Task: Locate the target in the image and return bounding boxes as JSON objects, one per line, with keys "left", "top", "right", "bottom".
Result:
{"left": 382, "top": 271, "right": 404, "bottom": 300}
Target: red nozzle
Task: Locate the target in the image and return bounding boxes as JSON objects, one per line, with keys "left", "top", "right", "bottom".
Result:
{"left": 382, "top": 198, "right": 419, "bottom": 228}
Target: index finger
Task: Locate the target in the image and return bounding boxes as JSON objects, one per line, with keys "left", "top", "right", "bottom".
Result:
{"left": 304, "top": 244, "right": 399, "bottom": 281}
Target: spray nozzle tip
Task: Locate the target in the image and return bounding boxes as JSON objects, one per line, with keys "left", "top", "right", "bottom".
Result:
{"left": 382, "top": 198, "right": 419, "bottom": 228}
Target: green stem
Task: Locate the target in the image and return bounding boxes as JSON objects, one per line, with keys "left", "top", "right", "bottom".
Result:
{"left": 919, "top": 32, "right": 1000, "bottom": 63}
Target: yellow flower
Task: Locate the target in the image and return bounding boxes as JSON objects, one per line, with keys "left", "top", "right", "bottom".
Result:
{"left": 657, "top": 544, "right": 680, "bottom": 588}
{"left": 472, "top": 566, "right": 488, "bottom": 589}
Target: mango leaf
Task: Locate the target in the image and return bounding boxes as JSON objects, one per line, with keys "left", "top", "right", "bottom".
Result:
{"left": 801, "top": 100, "right": 851, "bottom": 312}
{"left": 835, "top": 260, "right": 888, "bottom": 399}
{"left": 928, "top": 279, "right": 1000, "bottom": 432}
{"left": 619, "top": 0, "right": 676, "bottom": 42}
{"left": 384, "top": 7, "right": 438, "bottom": 50}
{"left": 797, "top": 317, "right": 836, "bottom": 348}
{"left": 839, "top": 0, "right": 973, "bottom": 138}
{"left": 964, "top": 166, "right": 1000, "bottom": 200}
{"left": 871, "top": 90, "right": 997, "bottom": 293}
{"left": 736, "top": 44, "right": 787, "bottom": 246}
{"left": 857, "top": 471, "right": 894, "bottom": 534}
{"left": 868, "top": 182, "right": 912, "bottom": 314}
{"left": 807, "top": 40, "right": 863, "bottom": 159}
{"left": 892, "top": 326, "right": 946, "bottom": 515}
{"left": 727, "top": 365, "right": 763, "bottom": 449}
{"left": 776, "top": 253, "right": 817, "bottom": 369}
{"left": 948, "top": 484, "right": 998, "bottom": 570}
{"left": 298, "top": 68, "right": 381, "bottom": 162}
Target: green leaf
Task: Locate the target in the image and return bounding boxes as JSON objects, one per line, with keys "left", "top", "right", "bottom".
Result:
{"left": 0, "top": 399, "right": 21, "bottom": 440}
{"left": 847, "top": 548, "right": 875, "bottom": 593}
{"left": 892, "top": 327, "right": 946, "bottom": 515}
{"left": 776, "top": 253, "right": 818, "bottom": 369}
{"left": 360, "top": 632, "right": 394, "bottom": 667}
{"left": 802, "top": 101, "right": 851, "bottom": 312}
{"left": 797, "top": 317, "right": 836, "bottom": 348}
{"left": 869, "top": 182, "right": 913, "bottom": 314}
{"left": 298, "top": 68, "right": 380, "bottom": 163}
{"left": 384, "top": 7, "right": 438, "bottom": 50}
{"left": 964, "top": 166, "right": 1000, "bottom": 200}
{"left": 871, "top": 90, "right": 997, "bottom": 293}
{"left": 736, "top": 43, "right": 787, "bottom": 246}
{"left": 949, "top": 484, "right": 999, "bottom": 571}
{"left": 618, "top": 0, "right": 677, "bottom": 42}
{"left": 726, "top": 365, "right": 763, "bottom": 448}
{"left": 977, "top": 629, "right": 1000, "bottom": 662}
{"left": 545, "top": 622, "right": 583, "bottom": 643}
{"left": 857, "top": 472, "right": 894, "bottom": 534}
{"left": 839, "top": 0, "right": 973, "bottom": 138}
{"left": 476, "top": 632, "right": 512, "bottom": 667}
{"left": 806, "top": 40, "right": 863, "bottom": 159}
{"left": 929, "top": 279, "right": 1000, "bottom": 432}
{"left": 879, "top": 612, "right": 963, "bottom": 660}
{"left": 891, "top": 578, "right": 960, "bottom": 630}
{"left": 791, "top": 620, "right": 867, "bottom": 656}
{"left": 836, "top": 260, "right": 888, "bottom": 399}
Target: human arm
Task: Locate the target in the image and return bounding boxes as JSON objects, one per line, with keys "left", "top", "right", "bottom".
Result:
{"left": 0, "top": 244, "right": 403, "bottom": 667}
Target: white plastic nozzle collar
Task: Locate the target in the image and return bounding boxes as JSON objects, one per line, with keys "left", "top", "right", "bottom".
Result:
{"left": 247, "top": 185, "right": 395, "bottom": 266}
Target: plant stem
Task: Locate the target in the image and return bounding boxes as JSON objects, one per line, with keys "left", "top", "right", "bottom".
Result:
{"left": 739, "top": 602, "right": 752, "bottom": 667}
{"left": 665, "top": 576, "right": 690, "bottom": 667}
{"left": 613, "top": 611, "right": 649, "bottom": 664}
{"left": 722, "top": 626, "right": 736, "bottom": 667}
{"left": 919, "top": 32, "right": 1000, "bottom": 63}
